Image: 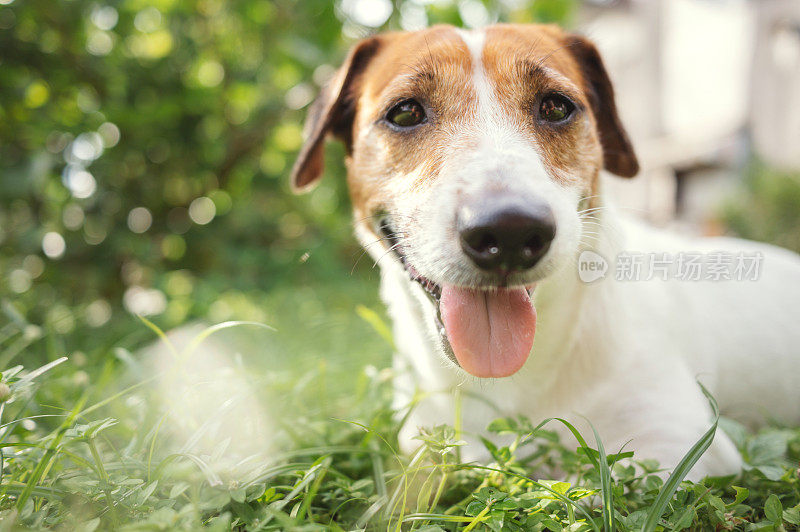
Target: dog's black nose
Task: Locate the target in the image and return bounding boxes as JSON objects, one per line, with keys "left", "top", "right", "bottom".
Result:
{"left": 457, "top": 195, "right": 556, "bottom": 272}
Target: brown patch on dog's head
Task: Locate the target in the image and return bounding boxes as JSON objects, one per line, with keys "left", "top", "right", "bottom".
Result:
{"left": 345, "top": 26, "right": 474, "bottom": 212}
{"left": 290, "top": 24, "right": 638, "bottom": 207}
{"left": 479, "top": 24, "right": 638, "bottom": 180}
{"left": 290, "top": 27, "right": 474, "bottom": 197}
{"left": 478, "top": 24, "right": 600, "bottom": 187}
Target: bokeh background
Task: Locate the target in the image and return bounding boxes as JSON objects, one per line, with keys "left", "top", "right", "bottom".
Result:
{"left": 1, "top": 0, "right": 799, "bottom": 374}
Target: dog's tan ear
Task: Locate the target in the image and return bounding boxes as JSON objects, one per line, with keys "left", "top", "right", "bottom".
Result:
{"left": 566, "top": 35, "right": 639, "bottom": 178}
{"left": 290, "top": 37, "right": 383, "bottom": 192}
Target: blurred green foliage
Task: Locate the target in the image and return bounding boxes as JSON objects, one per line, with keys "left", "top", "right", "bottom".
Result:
{"left": 0, "top": 0, "right": 577, "bottom": 361}
{"left": 722, "top": 162, "right": 800, "bottom": 254}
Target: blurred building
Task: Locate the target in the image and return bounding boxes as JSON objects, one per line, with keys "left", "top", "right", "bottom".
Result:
{"left": 578, "top": 0, "right": 800, "bottom": 231}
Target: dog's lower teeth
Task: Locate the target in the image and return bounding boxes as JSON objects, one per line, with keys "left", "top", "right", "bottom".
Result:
{"left": 377, "top": 218, "right": 443, "bottom": 309}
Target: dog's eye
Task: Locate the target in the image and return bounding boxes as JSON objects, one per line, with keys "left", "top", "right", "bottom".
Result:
{"left": 386, "top": 99, "right": 426, "bottom": 128}
{"left": 539, "top": 94, "right": 574, "bottom": 123}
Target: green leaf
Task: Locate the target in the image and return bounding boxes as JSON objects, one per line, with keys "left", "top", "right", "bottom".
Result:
{"left": 76, "top": 518, "right": 100, "bottom": 532}
{"left": 727, "top": 486, "right": 749, "bottom": 508}
{"left": 707, "top": 494, "right": 725, "bottom": 513}
{"left": 754, "top": 464, "right": 786, "bottom": 481}
{"left": 764, "top": 494, "right": 782, "bottom": 523}
{"left": 746, "top": 431, "right": 790, "bottom": 465}
{"left": 137, "top": 481, "right": 159, "bottom": 506}
{"left": 671, "top": 506, "right": 694, "bottom": 530}
{"left": 487, "top": 508, "right": 505, "bottom": 531}
{"left": 718, "top": 417, "right": 748, "bottom": 450}
{"left": 535, "top": 480, "right": 571, "bottom": 497}
{"left": 260, "top": 487, "right": 278, "bottom": 503}
{"left": 169, "top": 482, "right": 189, "bottom": 499}
{"left": 567, "top": 488, "right": 598, "bottom": 501}
{"left": 465, "top": 500, "right": 485, "bottom": 517}
{"left": 542, "top": 517, "right": 563, "bottom": 531}
{"left": 230, "top": 487, "right": 247, "bottom": 503}
{"left": 480, "top": 436, "right": 499, "bottom": 458}
{"left": 783, "top": 504, "right": 800, "bottom": 525}
{"left": 487, "top": 417, "right": 518, "bottom": 434}
{"left": 619, "top": 510, "right": 648, "bottom": 530}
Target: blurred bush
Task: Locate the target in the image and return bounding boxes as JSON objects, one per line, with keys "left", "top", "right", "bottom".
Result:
{"left": 722, "top": 162, "right": 800, "bottom": 254}
{"left": 0, "top": 0, "right": 576, "bottom": 360}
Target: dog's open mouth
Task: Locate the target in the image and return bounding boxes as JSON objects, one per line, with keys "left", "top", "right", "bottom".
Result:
{"left": 379, "top": 219, "right": 537, "bottom": 378}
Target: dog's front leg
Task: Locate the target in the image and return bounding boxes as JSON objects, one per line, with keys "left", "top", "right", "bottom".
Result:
{"left": 584, "top": 367, "right": 744, "bottom": 481}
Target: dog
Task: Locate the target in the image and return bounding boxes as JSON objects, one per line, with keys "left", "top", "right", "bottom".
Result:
{"left": 289, "top": 24, "right": 800, "bottom": 478}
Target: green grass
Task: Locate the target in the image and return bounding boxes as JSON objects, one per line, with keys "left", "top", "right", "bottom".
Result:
{"left": 0, "top": 313, "right": 799, "bottom": 531}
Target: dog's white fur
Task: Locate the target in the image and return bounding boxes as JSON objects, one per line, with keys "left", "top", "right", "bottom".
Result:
{"left": 354, "top": 29, "right": 800, "bottom": 479}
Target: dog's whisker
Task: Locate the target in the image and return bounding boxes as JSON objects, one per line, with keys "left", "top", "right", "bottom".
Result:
{"left": 350, "top": 233, "right": 409, "bottom": 269}
{"left": 355, "top": 234, "right": 406, "bottom": 253}
{"left": 577, "top": 207, "right": 609, "bottom": 216}
{"left": 350, "top": 236, "right": 402, "bottom": 274}
{"left": 352, "top": 213, "right": 416, "bottom": 226}
{"left": 577, "top": 194, "right": 603, "bottom": 204}
{"left": 371, "top": 241, "right": 404, "bottom": 270}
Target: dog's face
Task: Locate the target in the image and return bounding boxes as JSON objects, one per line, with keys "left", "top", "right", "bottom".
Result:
{"left": 291, "top": 24, "right": 638, "bottom": 378}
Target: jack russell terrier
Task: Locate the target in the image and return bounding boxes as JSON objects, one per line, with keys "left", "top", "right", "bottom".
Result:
{"left": 289, "top": 24, "right": 800, "bottom": 478}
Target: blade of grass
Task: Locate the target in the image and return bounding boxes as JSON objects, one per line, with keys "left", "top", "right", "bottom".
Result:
{"left": 147, "top": 412, "right": 170, "bottom": 483}
{"left": 136, "top": 314, "right": 178, "bottom": 360}
{"left": 401, "top": 513, "right": 475, "bottom": 523}
{"left": 462, "top": 503, "right": 491, "bottom": 532}
{"left": 174, "top": 453, "right": 223, "bottom": 487}
{"left": 371, "top": 444, "right": 387, "bottom": 501}
{"left": 453, "top": 386, "right": 462, "bottom": 464}
{"left": 78, "top": 376, "right": 158, "bottom": 417}
{"left": 294, "top": 456, "right": 331, "bottom": 522}
{"left": 15, "top": 391, "right": 88, "bottom": 511}
{"left": 384, "top": 445, "right": 427, "bottom": 531}
{"left": 550, "top": 417, "right": 600, "bottom": 469}
{"left": 260, "top": 456, "right": 331, "bottom": 527}
{"left": 1, "top": 483, "right": 65, "bottom": 498}
{"left": 180, "top": 320, "right": 275, "bottom": 359}
{"left": 640, "top": 383, "right": 719, "bottom": 532}
{"left": 583, "top": 416, "right": 614, "bottom": 532}
{"left": 17, "top": 357, "right": 68, "bottom": 383}
{"left": 87, "top": 435, "right": 118, "bottom": 524}
{"left": 355, "top": 305, "right": 394, "bottom": 348}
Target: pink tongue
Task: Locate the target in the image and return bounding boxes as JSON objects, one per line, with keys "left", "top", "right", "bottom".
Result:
{"left": 440, "top": 286, "right": 536, "bottom": 378}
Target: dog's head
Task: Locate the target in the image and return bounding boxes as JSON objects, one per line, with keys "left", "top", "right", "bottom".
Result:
{"left": 290, "top": 24, "right": 638, "bottom": 378}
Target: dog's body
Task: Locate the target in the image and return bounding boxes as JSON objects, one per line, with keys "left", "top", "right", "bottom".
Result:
{"left": 291, "top": 24, "right": 800, "bottom": 478}
{"left": 388, "top": 210, "right": 800, "bottom": 477}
